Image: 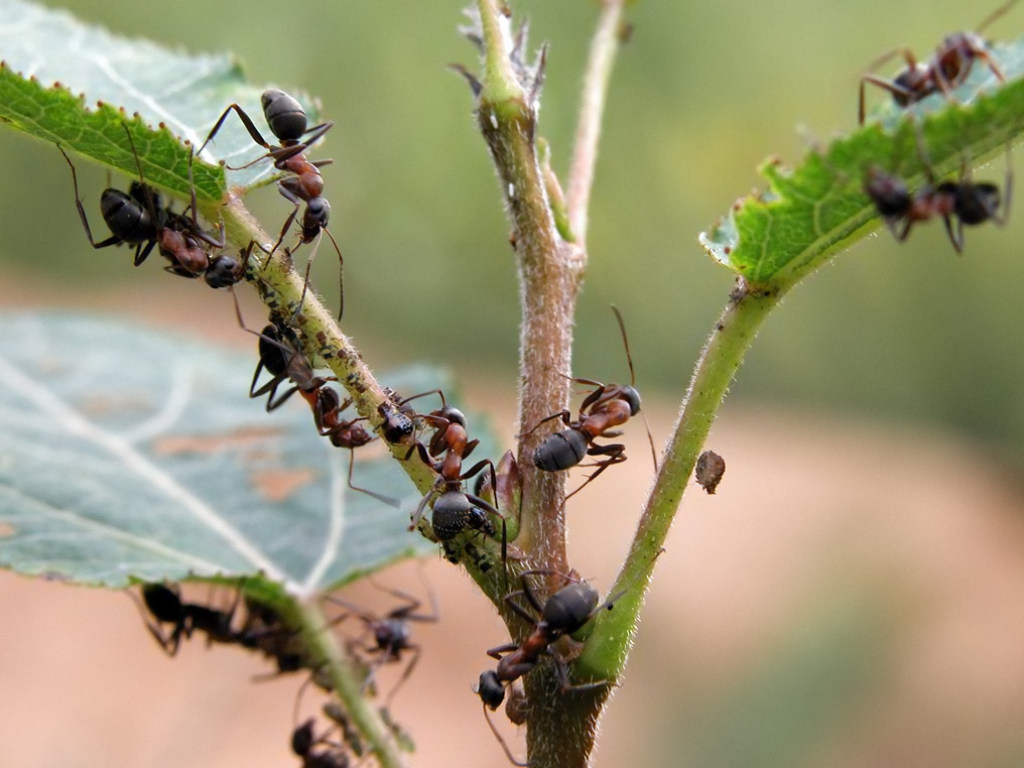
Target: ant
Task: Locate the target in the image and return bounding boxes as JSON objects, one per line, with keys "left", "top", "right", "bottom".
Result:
{"left": 406, "top": 396, "right": 508, "bottom": 560}
{"left": 864, "top": 129, "right": 1011, "bottom": 254}
{"left": 476, "top": 571, "right": 619, "bottom": 710}
{"left": 239, "top": 304, "right": 393, "bottom": 503}
{"left": 327, "top": 578, "right": 438, "bottom": 705}
{"left": 59, "top": 125, "right": 227, "bottom": 279}
{"left": 474, "top": 571, "right": 620, "bottom": 766}
{"left": 197, "top": 89, "right": 344, "bottom": 316}
{"left": 136, "top": 582, "right": 240, "bottom": 656}
{"left": 530, "top": 306, "right": 648, "bottom": 500}
{"left": 291, "top": 718, "right": 352, "bottom": 768}
{"left": 858, "top": 0, "right": 1020, "bottom": 124}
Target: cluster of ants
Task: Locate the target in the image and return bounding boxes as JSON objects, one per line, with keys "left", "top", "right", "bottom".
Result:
{"left": 135, "top": 578, "right": 431, "bottom": 767}
{"left": 62, "top": 80, "right": 655, "bottom": 763}
{"left": 857, "top": 0, "right": 1018, "bottom": 251}
{"left": 60, "top": 89, "right": 342, "bottom": 300}
{"left": 52, "top": 1, "right": 1022, "bottom": 763}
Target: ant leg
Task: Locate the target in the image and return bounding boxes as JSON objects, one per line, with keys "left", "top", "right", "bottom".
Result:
{"left": 942, "top": 214, "right": 964, "bottom": 254}
{"left": 197, "top": 103, "right": 273, "bottom": 162}
{"left": 133, "top": 240, "right": 158, "bottom": 267}
{"left": 269, "top": 180, "right": 305, "bottom": 270}
{"left": 485, "top": 642, "right": 520, "bottom": 661}
{"left": 57, "top": 146, "right": 122, "bottom": 249}
{"left": 564, "top": 444, "right": 627, "bottom": 501}
{"left": 858, "top": 75, "right": 915, "bottom": 124}
{"left": 186, "top": 147, "right": 227, "bottom": 249}
{"left": 382, "top": 645, "right": 421, "bottom": 708}
{"left": 345, "top": 446, "right": 401, "bottom": 507}
{"left": 520, "top": 410, "right": 573, "bottom": 438}
{"left": 265, "top": 121, "right": 338, "bottom": 168}
{"left": 409, "top": 482, "right": 440, "bottom": 531}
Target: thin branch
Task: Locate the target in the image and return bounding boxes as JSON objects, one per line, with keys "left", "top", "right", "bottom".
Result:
{"left": 578, "top": 278, "right": 784, "bottom": 677}
{"left": 566, "top": 0, "right": 626, "bottom": 246}
{"left": 296, "top": 598, "right": 411, "bottom": 768}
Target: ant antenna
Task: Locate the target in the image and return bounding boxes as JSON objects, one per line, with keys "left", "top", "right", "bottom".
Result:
{"left": 976, "top": 0, "right": 1022, "bottom": 34}
{"left": 610, "top": 305, "right": 658, "bottom": 471}
{"left": 481, "top": 704, "right": 531, "bottom": 767}
{"left": 609, "top": 305, "right": 635, "bottom": 388}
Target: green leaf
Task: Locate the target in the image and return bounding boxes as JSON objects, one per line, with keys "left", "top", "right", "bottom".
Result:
{"left": 0, "top": 313, "right": 461, "bottom": 594}
{"left": 700, "top": 36, "right": 1024, "bottom": 286}
{"left": 0, "top": 0, "right": 320, "bottom": 205}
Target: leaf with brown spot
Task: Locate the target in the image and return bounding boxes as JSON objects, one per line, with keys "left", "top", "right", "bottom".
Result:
{"left": 0, "top": 314, "right": 478, "bottom": 595}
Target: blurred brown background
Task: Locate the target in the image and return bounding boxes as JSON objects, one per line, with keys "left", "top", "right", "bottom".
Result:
{"left": 3, "top": 0, "right": 1024, "bottom": 766}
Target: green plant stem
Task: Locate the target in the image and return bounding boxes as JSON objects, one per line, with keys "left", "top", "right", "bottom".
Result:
{"left": 579, "top": 278, "right": 783, "bottom": 679}
{"left": 295, "top": 598, "right": 410, "bottom": 768}
{"left": 566, "top": 0, "right": 625, "bottom": 245}
{"left": 220, "top": 200, "right": 437, "bottom": 497}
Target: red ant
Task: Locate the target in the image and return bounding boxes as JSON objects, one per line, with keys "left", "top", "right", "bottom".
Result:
{"left": 474, "top": 571, "right": 620, "bottom": 765}
{"left": 238, "top": 303, "right": 393, "bottom": 504}
{"left": 530, "top": 306, "right": 651, "bottom": 500}
{"left": 59, "top": 125, "right": 228, "bottom": 283}
{"left": 858, "top": 0, "right": 1020, "bottom": 124}
{"left": 197, "top": 89, "right": 344, "bottom": 315}
{"left": 327, "top": 578, "right": 438, "bottom": 705}
{"left": 406, "top": 395, "right": 508, "bottom": 560}
{"left": 864, "top": 130, "right": 1011, "bottom": 253}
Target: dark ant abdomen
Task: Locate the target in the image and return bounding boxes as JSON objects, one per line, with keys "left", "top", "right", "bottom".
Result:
{"left": 533, "top": 428, "right": 588, "bottom": 471}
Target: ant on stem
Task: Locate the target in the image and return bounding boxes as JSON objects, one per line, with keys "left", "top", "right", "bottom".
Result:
{"left": 327, "top": 577, "right": 438, "bottom": 706}
{"left": 406, "top": 394, "right": 508, "bottom": 561}
{"left": 197, "top": 89, "right": 345, "bottom": 316}
{"left": 237, "top": 300, "right": 394, "bottom": 504}
{"left": 474, "top": 571, "right": 622, "bottom": 765}
{"left": 529, "top": 306, "right": 653, "bottom": 500}
{"left": 858, "top": 0, "right": 1020, "bottom": 123}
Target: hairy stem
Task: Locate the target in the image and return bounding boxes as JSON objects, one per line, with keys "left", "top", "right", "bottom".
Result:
{"left": 475, "top": 0, "right": 582, "bottom": 577}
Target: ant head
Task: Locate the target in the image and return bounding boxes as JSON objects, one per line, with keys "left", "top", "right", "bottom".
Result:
{"left": 261, "top": 89, "right": 308, "bottom": 144}
{"left": 621, "top": 385, "right": 641, "bottom": 417}
{"left": 891, "top": 63, "right": 932, "bottom": 105}
{"left": 477, "top": 670, "right": 506, "bottom": 710}
{"left": 437, "top": 406, "right": 467, "bottom": 428}
{"left": 204, "top": 254, "right": 242, "bottom": 289}
{"left": 303, "top": 197, "right": 331, "bottom": 235}
{"left": 541, "top": 581, "right": 600, "bottom": 636}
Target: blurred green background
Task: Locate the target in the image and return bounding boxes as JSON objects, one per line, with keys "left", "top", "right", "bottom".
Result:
{"left": 3, "top": 0, "right": 1023, "bottom": 457}
{"left": 3, "top": 3, "right": 1024, "bottom": 768}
